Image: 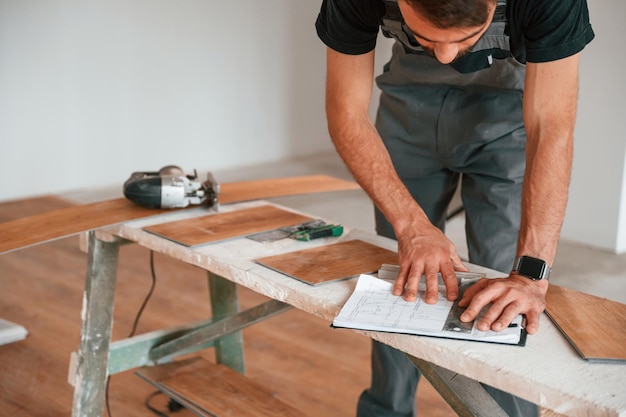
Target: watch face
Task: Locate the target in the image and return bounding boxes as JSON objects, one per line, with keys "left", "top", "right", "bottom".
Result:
{"left": 518, "top": 256, "right": 548, "bottom": 280}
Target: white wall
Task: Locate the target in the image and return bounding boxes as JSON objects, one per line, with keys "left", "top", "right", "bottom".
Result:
{"left": 560, "top": 0, "right": 626, "bottom": 253}
{"left": 0, "top": 0, "right": 332, "bottom": 201}
{"left": 1, "top": 1, "right": 624, "bottom": 253}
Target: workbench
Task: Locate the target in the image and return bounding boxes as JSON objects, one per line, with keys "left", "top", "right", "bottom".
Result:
{"left": 70, "top": 200, "right": 625, "bottom": 417}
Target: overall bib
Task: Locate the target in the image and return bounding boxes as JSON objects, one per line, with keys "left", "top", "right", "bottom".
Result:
{"left": 358, "top": 1, "right": 539, "bottom": 416}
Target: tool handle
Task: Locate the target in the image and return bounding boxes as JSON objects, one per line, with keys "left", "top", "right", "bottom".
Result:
{"left": 292, "top": 224, "right": 343, "bottom": 241}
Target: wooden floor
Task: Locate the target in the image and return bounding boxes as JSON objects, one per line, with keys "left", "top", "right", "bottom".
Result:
{"left": 0, "top": 196, "right": 455, "bottom": 417}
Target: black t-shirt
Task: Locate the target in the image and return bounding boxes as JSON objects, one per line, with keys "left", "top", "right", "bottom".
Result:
{"left": 315, "top": 0, "right": 594, "bottom": 64}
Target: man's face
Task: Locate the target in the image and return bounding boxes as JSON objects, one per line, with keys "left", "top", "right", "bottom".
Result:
{"left": 397, "top": 0, "right": 495, "bottom": 64}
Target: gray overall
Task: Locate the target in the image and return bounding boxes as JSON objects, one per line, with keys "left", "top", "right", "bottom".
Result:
{"left": 357, "top": 1, "right": 539, "bottom": 416}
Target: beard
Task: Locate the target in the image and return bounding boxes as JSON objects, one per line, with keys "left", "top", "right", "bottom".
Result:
{"left": 421, "top": 45, "right": 472, "bottom": 63}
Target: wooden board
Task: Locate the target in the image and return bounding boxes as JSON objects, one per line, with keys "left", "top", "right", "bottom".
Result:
{"left": 546, "top": 284, "right": 626, "bottom": 363}
{"left": 218, "top": 175, "right": 360, "bottom": 204}
{"left": 255, "top": 239, "right": 398, "bottom": 285}
{"left": 144, "top": 205, "right": 313, "bottom": 247}
{"left": 0, "top": 198, "right": 163, "bottom": 255}
{"left": 136, "top": 357, "right": 308, "bottom": 417}
{"left": 0, "top": 175, "right": 359, "bottom": 254}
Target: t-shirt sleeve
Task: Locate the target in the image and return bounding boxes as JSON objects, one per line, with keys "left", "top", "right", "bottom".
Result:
{"left": 315, "top": 0, "right": 385, "bottom": 55}
{"left": 511, "top": 0, "right": 595, "bottom": 63}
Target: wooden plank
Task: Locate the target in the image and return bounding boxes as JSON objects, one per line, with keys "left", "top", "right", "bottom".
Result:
{"left": 218, "top": 175, "right": 360, "bottom": 204}
{"left": 0, "top": 198, "right": 162, "bottom": 254}
{"left": 143, "top": 205, "right": 313, "bottom": 247}
{"left": 0, "top": 175, "right": 359, "bottom": 254}
{"left": 136, "top": 357, "right": 308, "bottom": 417}
{"left": 0, "top": 195, "right": 73, "bottom": 222}
{"left": 136, "top": 358, "right": 212, "bottom": 417}
{"left": 255, "top": 239, "right": 399, "bottom": 285}
{"left": 545, "top": 285, "right": 626, "bottom": 362}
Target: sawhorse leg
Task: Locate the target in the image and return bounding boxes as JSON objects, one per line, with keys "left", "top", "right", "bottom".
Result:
{"left": 208, "top": 271, "right": 245, "bottom": 374}
{"left": 70, "top": 238, "right": 247, "bottom": 416}
{"left": 71, "top": 231, "right": 120, "bottom": 417}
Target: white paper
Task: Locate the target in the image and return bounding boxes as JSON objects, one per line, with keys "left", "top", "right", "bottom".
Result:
{"left": 333, "top": 274, "right": 523, "bottom": 345}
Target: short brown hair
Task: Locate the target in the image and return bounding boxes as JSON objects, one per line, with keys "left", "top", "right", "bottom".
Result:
{"left": 402, "top": 0, "right": 496, "bottom": 28}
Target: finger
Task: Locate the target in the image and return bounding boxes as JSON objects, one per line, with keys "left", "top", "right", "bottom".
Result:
{"left": 475, "top": 301, "right": 508, "bottom": 332}
{"left": 422, "top": 266, "right": 440, "bottom": 304}
{"left": 403, "top": 267, "right": 423, "bottom": 302}
{"left": 392, "top": 275, "right": 407, "bottom": 296}
{"left": 490, "top": 302, "right": 522, "bottom": 332}
{"left": 457, "top": 278, "right": 489, "bottom": 307}
{"left": 392, "top": 264, "right": 410, "bottom": 296}
{"left": 439, "top": 262, "right": 459, "bottom": 301}
{"left": 524, "top": 310, "right": 541, "bottom": 335}
{"left": 459, "top": 283, "right": 494, "bottom": 322}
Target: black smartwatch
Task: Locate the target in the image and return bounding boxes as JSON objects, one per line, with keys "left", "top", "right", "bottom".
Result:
{"left": 512, "top": 256, "right": 550, "bottom": 281}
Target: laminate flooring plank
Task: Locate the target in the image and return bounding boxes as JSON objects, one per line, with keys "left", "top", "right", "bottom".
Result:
{"left": 137, "top": 358, "right": 308, "bottom": 417}
{"left": 217, "top": 175, "right": 360, "bottom": 204}
{"left": 0, "top": 198, "right": 163, "bottom": 254}
{"left": 255, "top": 239, "right": 399, "bottom": 285}
{"left": 143, "top": 205, "right": 313, "bottom": 247}
{"left": 0, "top": 195, "right": 73, "bottom": 222}
{"left": 0, "top": 175, "right": 359, "bottom": 254}
{"left": 546, "top": 285, "right": 626, "bottom": 362}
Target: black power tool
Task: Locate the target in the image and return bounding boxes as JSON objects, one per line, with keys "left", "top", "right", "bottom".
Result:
{"left": 123, "top": 165, "right": 219, "bottom": 209}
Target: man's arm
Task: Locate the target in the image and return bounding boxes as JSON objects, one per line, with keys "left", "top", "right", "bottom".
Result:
{"left": 325, "top": 47, "right": 467, "bottom": 303}
{"left": 459, "top": 53, "right": 581, "bottom": 334}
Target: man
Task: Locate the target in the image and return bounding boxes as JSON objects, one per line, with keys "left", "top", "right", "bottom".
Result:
{"left": 315, "top": 0, "right": 594, "bottom": 416}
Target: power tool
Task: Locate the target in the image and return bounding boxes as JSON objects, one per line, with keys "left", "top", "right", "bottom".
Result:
{"left": 123, "top": 165, "right": 220, "bottom": 209}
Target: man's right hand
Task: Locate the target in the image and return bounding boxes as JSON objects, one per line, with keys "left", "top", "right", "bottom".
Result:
{"left": 392, "top": 222, "right": 468, "bottom": 304}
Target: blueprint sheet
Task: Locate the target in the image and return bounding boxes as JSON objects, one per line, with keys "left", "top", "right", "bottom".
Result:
{"left": 332, "top": 274, "right": 524, "bottom": 345}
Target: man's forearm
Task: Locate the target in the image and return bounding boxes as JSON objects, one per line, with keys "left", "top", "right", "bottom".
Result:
{"left": 518, "top": 55, "right": 580, "bottom": 266}
{"left": 325, "top": 48, "right": 430, "bottom": 233}
{"left": 518, "top": 131, "right": 573, "bottom": 265}
{"left": 327, "top": 112, "right": 430, "bottom": 231}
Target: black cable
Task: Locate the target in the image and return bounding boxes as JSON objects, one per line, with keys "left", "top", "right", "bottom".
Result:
{"left": 106, "top": 250, "right": 159, "bottom": 417}
{"left": 129, "top": 250, "right": 158, "bottom": 337}
{"left": 168, "top": 399, "right": 185, "bottom": 412}
{"left": 145, "top": 391, "right": 171, "bottom": 417}
{"left": 105, "top": 376, "right": 112, "bottom": 417}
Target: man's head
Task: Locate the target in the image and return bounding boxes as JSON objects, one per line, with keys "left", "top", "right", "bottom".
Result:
{"left": 403, "top": 0, "right": 496, "bottom": 29}
{"left": 398, "top": 0, "right": 497, "bottom": 64}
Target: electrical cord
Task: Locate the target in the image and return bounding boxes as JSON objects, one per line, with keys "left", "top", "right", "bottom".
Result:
{"left": 130, "top": 250, "right": 159, "bottom": 337}
{"left": 145, "top": 391, "right": 171, "bottom": 417}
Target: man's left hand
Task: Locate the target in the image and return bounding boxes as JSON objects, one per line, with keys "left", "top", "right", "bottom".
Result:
{"left": 457, "top": 275, "right": 548, "bottom": 335}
